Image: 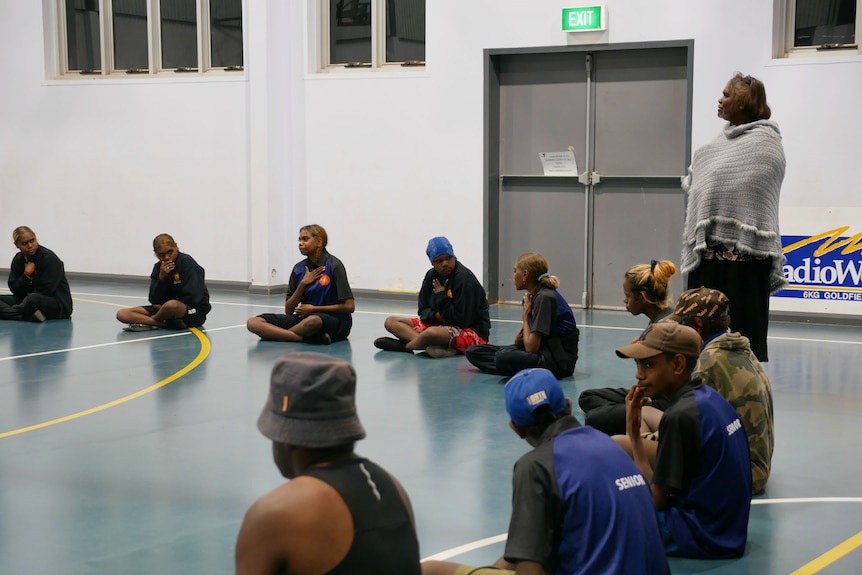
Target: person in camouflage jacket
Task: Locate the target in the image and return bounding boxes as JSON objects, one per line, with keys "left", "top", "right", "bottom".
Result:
{"left": 668, "top": 287, "right": 774, "bottom": 494}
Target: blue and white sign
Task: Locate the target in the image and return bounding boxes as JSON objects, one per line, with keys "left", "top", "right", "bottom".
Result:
{"left": 777, "top": 227, "right": 862, "bottom": 302}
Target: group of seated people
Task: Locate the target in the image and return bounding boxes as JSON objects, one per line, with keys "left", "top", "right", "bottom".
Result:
{"left": 370, "top": 236, "right": 580, "bottom": 378}
{"left": 5, "top": 224, "right": 773, "bottom": 572}
{"left": 238, "top": 314, "right": 767, "bottom": 573}
{"left": 230, "top": 232, "right": 774, "bottom": 572}
{"left": 2, "top": 225, "right": 579, "bottom": 381}
{"left": 226, "top": 227, "right": 772, "bottom": 572}
{"left": 235, "top": 225, "right": 580, "bottom": 381}
{"left": 0, "top": 227, "right": 211, "bottom": 331}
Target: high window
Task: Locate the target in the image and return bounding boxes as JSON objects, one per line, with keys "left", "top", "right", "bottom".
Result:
{"left": 60, "top": 0, "right": 243, "bottom": 77}
{"left": 783, "top": 0, "right": 860, "bottom": 56}
{"left": 323, "top": 0, "right": 426, "bottom": 70}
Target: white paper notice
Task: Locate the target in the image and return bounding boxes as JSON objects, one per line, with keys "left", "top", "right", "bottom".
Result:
{"left": 539, "top": 150, "right": 578, "bottom": 176}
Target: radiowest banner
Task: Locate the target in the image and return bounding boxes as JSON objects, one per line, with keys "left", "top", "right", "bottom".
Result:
{"left": 777, "top": 226, "right": 862, "bottom": 302}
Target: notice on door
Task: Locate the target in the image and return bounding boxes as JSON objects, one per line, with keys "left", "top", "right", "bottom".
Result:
{"left": 539, "top": 150, "right": 578, "bottom": 176}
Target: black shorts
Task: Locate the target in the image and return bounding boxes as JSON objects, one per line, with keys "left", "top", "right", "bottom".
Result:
{"left": 143, "top": 305, "right": 207, "bottom": 329}
{"left": 257, "top": 312, "right": 350, "bottom": 342}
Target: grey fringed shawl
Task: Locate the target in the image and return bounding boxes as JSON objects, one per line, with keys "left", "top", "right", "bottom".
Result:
{"left": 680, "top": 120, "right": 788, "bottom": 293}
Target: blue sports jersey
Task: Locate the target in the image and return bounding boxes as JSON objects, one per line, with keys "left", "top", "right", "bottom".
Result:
{"left": 505, "top": 419, "right": 669, "bottom": 574}
{"left": 525, "top": 287, "right": 578, "bottom": 337}
{"left": 287, "top": 251, "right": 353, "bottom": 329}
{"left": 655, "top": 382, "right": 752, "bottom": 558}
{"left": 548, "top": 290, "right": 578, "bottom": 337}
{"left": 553, "top": 427, "right": 670, "bottom": 574}
{"left": 523, "top": 287, "right": 579, "bottom": 377}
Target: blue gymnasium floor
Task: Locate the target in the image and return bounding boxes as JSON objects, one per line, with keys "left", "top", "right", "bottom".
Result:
{"left": 1, "top": 279, "right": 862, "bottom": 575}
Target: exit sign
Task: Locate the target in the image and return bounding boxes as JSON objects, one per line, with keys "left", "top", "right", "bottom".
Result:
{"left": 562, "top": 6, "right": 607, "bottom": 32}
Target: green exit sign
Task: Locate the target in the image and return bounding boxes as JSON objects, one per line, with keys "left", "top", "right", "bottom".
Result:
{"left": 562, "top": 6, "right": 607, "bottom": 32}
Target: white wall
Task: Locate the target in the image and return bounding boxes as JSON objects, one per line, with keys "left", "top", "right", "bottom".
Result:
{"left": 2, "top": 1, "right": 861, "bottom": 313}
{"left": 0, "top": 1, "right": 249, "bottom": 282}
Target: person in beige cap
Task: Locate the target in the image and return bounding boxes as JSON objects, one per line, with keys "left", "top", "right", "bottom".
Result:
{"left": 235, "top": 352, "right": 421, "bottom": 575}
{"left": 616, "top": 322, "right": 752, "bottom": 558}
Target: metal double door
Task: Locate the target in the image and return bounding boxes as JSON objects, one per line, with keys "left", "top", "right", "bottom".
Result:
{"left": 489, "top": 42, "right": 692, "bottom": 308}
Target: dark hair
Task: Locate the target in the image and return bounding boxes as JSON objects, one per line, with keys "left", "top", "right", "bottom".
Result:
{"left": 662, "top": 351, "right": 698, "bottom": 374}
{"left": 728, "top": 73, "right": 771, "bottom": 121}
{"left": 702, "top": 312, "right": 731, "bottom": 334}
{"left": 297, "top": 443, "right": 355, "bottom": 457}
{"left": 516, "top": 404, "right": 568, "bottom": 437}
{"left": 625, "top": 260, "right": 677, "bottom": 308}
{"left": 300, "top": 224, "right": 328, "bottom": 248}
{"left": 677, "top": 309, "right": 731, "bottom": 335}
{"left": 153, "top": 233, "right": 177, "bottom": 251}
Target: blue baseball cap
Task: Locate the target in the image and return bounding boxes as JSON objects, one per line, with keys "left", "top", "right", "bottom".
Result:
{"left": 426, "top": 236, "right": 455, "bottom": 264}
{"left": 504, "top": 368, "right": 566, "bottom": 427}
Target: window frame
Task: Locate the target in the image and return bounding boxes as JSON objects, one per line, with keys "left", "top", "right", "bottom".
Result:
{"left": 56, "top": 0, "right": 244, "bottom": 78}
{"left": 781, "top": 0, "right": 861, "bottom": 58}
{"left": 321, "top": 0, "right": 426, "bottom": 72}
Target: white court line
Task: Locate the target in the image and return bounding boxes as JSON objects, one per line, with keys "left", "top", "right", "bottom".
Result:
{"left": 196, "top": 324, "right": 247, "bottom": 332}
{"left": 420, "top": 498, "right": 862, "bottom": 561}
{"left": 767, "top": 335, "right": 862, "bottom": 345}
{"left": 71, "top": 291, "right": 150, "bottom": 299}
{"left": 422, "top": 534, "right": 508, "bottom": 561}
{"left": 750, "top": 497, "right": 862, "bottom": 505}
{"left": 0, "top": 330, "right": 192, "bottom": 362}
{"left": 0, "top": 324, "right": 248, "bottom": 362}
{"left": 64, "top": 291, "right": 647, "bottom": 325}
{"left": 3, "top": 295, "right": 860, "bottom": 364}
{"left": 62, "top": 292, "right": 862, "bottom": 343}
{"left": 492, "top": 320, "right": 642, "bottom": 332}
{"left": 489, "top": 320, "right": 862, "bottom": 344}
{"left": 70, "top": 291, "right": 404, "bottom": 313}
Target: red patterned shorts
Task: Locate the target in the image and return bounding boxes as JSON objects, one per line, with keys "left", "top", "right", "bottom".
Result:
{"left": 411, "top": 318, "right": 487, "bottom": 353}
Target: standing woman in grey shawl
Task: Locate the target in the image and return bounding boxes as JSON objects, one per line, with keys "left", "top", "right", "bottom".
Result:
{"left": 680, "top": 73, "right": 786, "bottom": 362}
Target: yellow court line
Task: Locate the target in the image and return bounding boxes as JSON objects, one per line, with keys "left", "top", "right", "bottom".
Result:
{"left": 789, "top": 530, "right": 862, "bottom": 575}
{"left": 0, "top": 327, "right": 210, "bottom": 440}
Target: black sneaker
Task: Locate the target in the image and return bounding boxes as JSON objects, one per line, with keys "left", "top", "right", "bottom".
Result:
{"left": 303, "top": 332, "right": 332, "bottom": 345}
{"left": 373, "top": 337, "right": 411, "bottom": 353}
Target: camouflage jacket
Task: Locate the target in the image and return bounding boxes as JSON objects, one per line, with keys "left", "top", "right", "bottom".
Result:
{"left": 694, "top": 331, "right": 774, "bottom": 494}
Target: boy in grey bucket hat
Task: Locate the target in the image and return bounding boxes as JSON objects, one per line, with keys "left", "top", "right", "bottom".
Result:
{"left": 236, "top": 352, "right": 421, "bottom": 575}
{"left": 256, "top": 351, "right": 366, "bottom": 448}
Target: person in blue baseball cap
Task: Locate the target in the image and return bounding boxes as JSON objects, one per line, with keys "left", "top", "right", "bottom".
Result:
{"left": 374, "top": 236, "right": 490, "bottom": 358}
{"left": 422, "top": 368, "right": 670, "bottom": 575}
